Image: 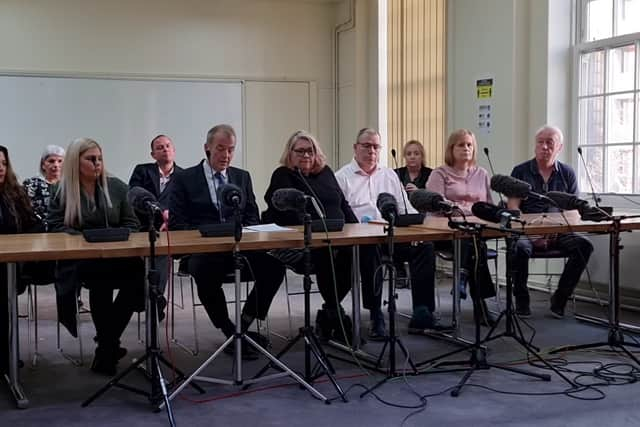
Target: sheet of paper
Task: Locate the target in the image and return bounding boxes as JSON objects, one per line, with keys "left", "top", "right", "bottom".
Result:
{"left": 244, "top": 223, "right": 297, "bottom": 232}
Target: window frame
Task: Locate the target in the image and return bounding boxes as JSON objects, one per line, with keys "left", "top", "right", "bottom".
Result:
{"left": 573, "top": 0, "right": 640, "bottom": 195}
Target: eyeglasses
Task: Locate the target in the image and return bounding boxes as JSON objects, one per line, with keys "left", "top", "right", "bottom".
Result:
{"left": 357, "top": 143, "right": 382, "bottom": 152}
{"left": 293, "top": 148, "right": 315, "bottom": 156}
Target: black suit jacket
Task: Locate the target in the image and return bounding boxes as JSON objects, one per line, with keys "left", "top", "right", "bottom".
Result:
{"left": 169, "top": 160, "right": 260, "bottom": 230}
{"left": 129, "top": 162, "right": 183, "bottom": 209}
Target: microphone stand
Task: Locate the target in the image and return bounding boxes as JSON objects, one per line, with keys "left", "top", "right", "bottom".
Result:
{"left": 160, "top": 202, "right": 329, "bottom": 407}
{"left": 361, "top": 212, "right": 418, "bottom": 398}
{"left": 550, "top": 214, "right": 640, "bottom": 366}
{"left": 417, "top": 218, "right": 575, "bottom": 396}
{"left": 247, "top": 209, "right": 346, "bottom": 401}
{"left": 82, "top": 205, "right": 203, "bottom": 422}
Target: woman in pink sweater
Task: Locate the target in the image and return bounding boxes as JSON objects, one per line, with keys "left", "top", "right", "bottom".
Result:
{"left": 427, "top": 129, "right": 497, "bottom": 326}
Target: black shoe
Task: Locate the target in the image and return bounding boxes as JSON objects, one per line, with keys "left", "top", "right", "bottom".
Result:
{"left": 515, "top": 305, "right": 532, "bottom": 318}
{"left": 223, "top": 340, "right": 260, "bottom": 361}
{"left": 367, "top": 309, "right": 387, "bottom": 342}
{"left": 478, "top": 300, "right": 498, "bottom": 327}
{"left": 550, "top": 294, "right": 565, "bottom": 319}
{"left": 91, "top": 347, "right": 117, "bottom": 376}
{"left": 315, "top": 309, "right": 333, "bottom": 342}
{"left": 408, "top": 306, "right": 453, "bottom": 334}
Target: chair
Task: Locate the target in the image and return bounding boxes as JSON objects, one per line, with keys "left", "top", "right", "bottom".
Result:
{"left": 434, "top": 240, "right": 501, "bottom": 315}
{"left": 169, "top": 256, "right": 267, "bottom": 356}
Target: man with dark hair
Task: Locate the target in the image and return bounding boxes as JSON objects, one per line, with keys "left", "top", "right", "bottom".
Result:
{"left": 129, "top": 135, "right": 182, "bottom": 320}
{"left": 169, "top": 124, "right": 285, "bottom": 359}
{"left": 509, "top": 125, "right": 593, "bottom": 319}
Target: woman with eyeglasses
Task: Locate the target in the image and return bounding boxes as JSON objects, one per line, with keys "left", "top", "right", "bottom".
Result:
{"left": 48, "top": 138, "right": 145, "bottom": 376}
{"left": 263, "top": 130, "right": 358, "bottom": 344}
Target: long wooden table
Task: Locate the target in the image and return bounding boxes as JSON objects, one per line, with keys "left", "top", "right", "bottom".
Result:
{"left": 0, "top": 223, "right": 454, "bottom": 408}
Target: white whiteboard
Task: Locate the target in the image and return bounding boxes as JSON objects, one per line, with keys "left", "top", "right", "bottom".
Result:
{"left": 0, "top": 75, "right": 243, "bottom": 182}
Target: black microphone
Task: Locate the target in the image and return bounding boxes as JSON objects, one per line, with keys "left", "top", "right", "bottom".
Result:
{"left": 409, "top": 189, "right": 455, "bottom": 214}
{"left": 294, "top": 167, "right": 326, "bottom": 218}
{"left": 577, "top": 147, "right": 612, "bottom": 216}
{"left": 483, "top": 147, "right": 497, "bottom": 175}
{"left": 376, "top": 192, "right": 398, "bottom": 224}
{"left": 490, "top": 174, "right": 557, "bottom": 205}
{"left": 545, "top": 191, "right": 590, "bottom": 211}
{"left": 272, "top": 188, "right": 307, "bottom": 212}
{"left": 390, "top": 148, "right": 409, "bottom": 214}
{"left": 218, "top": 183, "right": 242, "bottom": 208}
{"left": 128, "top": 186, "right": 163, "bottom": 214}
{"left": 471, "top": 201, "right": 523, "bottom": 227}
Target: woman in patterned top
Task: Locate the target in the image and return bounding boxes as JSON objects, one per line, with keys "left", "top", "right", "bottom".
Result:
{"left": 22, "top": 145, "right": 65, "bottom": 227}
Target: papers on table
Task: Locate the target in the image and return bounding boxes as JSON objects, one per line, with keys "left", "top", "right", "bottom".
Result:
{"left": 243, "top": 223, "right": 297, "bottom": 232}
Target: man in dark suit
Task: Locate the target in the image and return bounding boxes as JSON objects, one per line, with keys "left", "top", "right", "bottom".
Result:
{"left": 129, "top": 134, "right": 182, "bottom": 216}
{"left": 169, "top": 124, "right": 285, "bottom": 358}
{"left": 129, "top": 134, "right": 182, "bottom": 320}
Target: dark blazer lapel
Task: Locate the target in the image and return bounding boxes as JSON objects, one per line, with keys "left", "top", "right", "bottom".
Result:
{"left": 150, "top": 165, "right": 161, "bottom": 197}
{"left": 197, "top": 160, "right": 219, "bottom": 213}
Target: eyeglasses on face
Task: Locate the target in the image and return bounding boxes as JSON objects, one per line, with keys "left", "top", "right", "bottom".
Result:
{"left": 293, "top": 148, "right": 315, "bottom": 156}
{"left": 357, "top": 143, "right": 382, "bottom": 152}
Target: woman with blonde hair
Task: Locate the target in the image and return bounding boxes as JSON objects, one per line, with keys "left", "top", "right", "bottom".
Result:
{"left": 394, "top": 140, "right": 432, "bottom": 193}
{"left": 48, "top": 138, "right": 145, "bottom": 376}
{"left": 263, "top": 130, "right": 358, "bottom": 343}
{"left": 426, "top": 129, "right": 496, "bottom": 325}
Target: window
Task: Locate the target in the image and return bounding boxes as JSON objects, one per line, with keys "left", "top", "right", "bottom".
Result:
{"left": 576, "top": 0, "right": 640, "bottom": 193}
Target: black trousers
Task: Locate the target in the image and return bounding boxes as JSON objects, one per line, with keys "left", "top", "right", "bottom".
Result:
{"left": 76, "top": 258, "right": 146, "bottom": 348}
{"left": 435, "top": 239, "right": 497, "bottom": 300}
{"left": 308, "top": 247, "right": 352, "bottom": 309}
{"left": 512, "top": 233, "right": 593, "bottom": 306}
{"left": 188, "top": 251, "right": 285, "bottom": 333}
{"left": 359, "top": 242, "right": 436, "bottom": 312}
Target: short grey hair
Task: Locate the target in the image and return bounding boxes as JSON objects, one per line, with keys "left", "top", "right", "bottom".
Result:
{"left": 534, "top": 125, "right": 564, "bottom": 145}
{"left": 206, "top": 124, "right": 236, "bottom": 145}
{"left": 356, "top": 127, "right": 380, "bottom": 144}
{"left": 40, "top": 144, "right": 65, "bottom": 173}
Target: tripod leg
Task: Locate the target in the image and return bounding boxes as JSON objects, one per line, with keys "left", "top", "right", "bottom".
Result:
{"left": 450, "top": 366, "right": 476, "bottom": 397}
{"left": 245, "top": 334, "right": 303, "bottom": 388}
{"left": 395, "top": 339, "right": 418, "bottom": 374}
{"left": 374, "top": 341, "right": 389, "bottom": 370}
{"left": 81, "top": 353, "right": 150, "bottom": 407}
{"left": 153, "top": 357, "right": 177, "bottom": 427}
{"left": 156, "top": 353, "right": 206, "bottom": 394}
{"left": 616, "top": 345, "right": 640, "bottom": 367}
{"left": 305, "top": 332, "right": 347, "bottom": 402}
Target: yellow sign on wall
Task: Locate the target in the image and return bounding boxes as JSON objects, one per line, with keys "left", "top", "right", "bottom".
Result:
{"left": 476, "top": 78, "right": 493, "bottom": 99}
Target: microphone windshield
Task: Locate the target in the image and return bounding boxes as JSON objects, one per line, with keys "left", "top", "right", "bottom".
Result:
{"left": 483, "top": 147, "right": 489, "bottom": 155}
{"left": 391, "top": 148, "right": 397, "bottom": 158}
{"left": 490, "top": 174, "right": 532, "bottom": 198}
{"left": 376, "top": 192, "right": 398, "bottom": 222}
{"left": 127, "top": 186, "right": 160, "bottom": 214}
{"left": 409, "top": 189, "right": 452, "bottom": 213}
{"left": 218, "top": 183, "right": 243, "bottom": 207}
{"left": 546, "top": 191, "right": 589, "bottom": 211}
{"left": 577, "top": 146, "right": 583, "bottom": 155}
{"left": 471, "top": 201, "right": 502, "bottom": 223}
{"left": 272, "top": 188, "right": 307, "bottom": 212}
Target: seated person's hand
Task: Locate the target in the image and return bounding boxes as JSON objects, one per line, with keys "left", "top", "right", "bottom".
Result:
{"left": 405, "top": 183, "right": 418, "bottom": 193}
{"left": 159, "top": 209, "right": 169, "bottom": 232}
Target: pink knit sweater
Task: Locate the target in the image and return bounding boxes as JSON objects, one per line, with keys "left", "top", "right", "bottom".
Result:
{"left": 426, "top": 165, "right": 493, "bottom": 214}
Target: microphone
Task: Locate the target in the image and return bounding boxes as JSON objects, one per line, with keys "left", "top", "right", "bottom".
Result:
{"left": 390, "top": 148, "right": 409, "bottom": 214}
{"left": 272, "top": 188, "right": 307, "bottom": 212}
{"left": 218, "top": 183, "right": 242, "bottom": 208}
{"left": 490, "top": 174, "right": 557, "bottom": 205}
{"left": 577, "top": 147, "right": 612, "bottom": 215}
{"left": 128, "top": 186, "right": 163, "bottom": 214}
{"left": 545, "top": 191, "right": 589, "bottom": 212}
{"left": 294, "top": 167, "right": 326, "bottom": 218}
{"left": 471, "top": 201, "right": 523, "bottom": 228}
{"left": 376, "top": 192, "right": 398, "bottom": 224}
{"left": 483, "top": 147, "right": 497, "bottom": 175}
{"left": 409, "top": 189, "right": 455, "bottom": 214}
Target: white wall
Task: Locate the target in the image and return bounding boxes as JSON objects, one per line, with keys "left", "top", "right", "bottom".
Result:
{"left": 0, "top": 0, "right": 347, "bottom": 205}
{"left": 447, "top": 0, "right": 640, "bottom": 294}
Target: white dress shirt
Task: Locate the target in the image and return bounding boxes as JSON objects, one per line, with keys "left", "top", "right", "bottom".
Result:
{"left": 201, "top": 161, "right": 228, "bottom": 208}
{"left": 335, "top": 158, "right": 416, "bottom": 221}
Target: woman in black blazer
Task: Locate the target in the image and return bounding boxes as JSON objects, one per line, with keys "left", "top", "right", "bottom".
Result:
{"left": 263, "top": 130, "right": 358, "bottom": 343}
{"left": 394, "top": 140, "right": 432, "bottom": 193}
